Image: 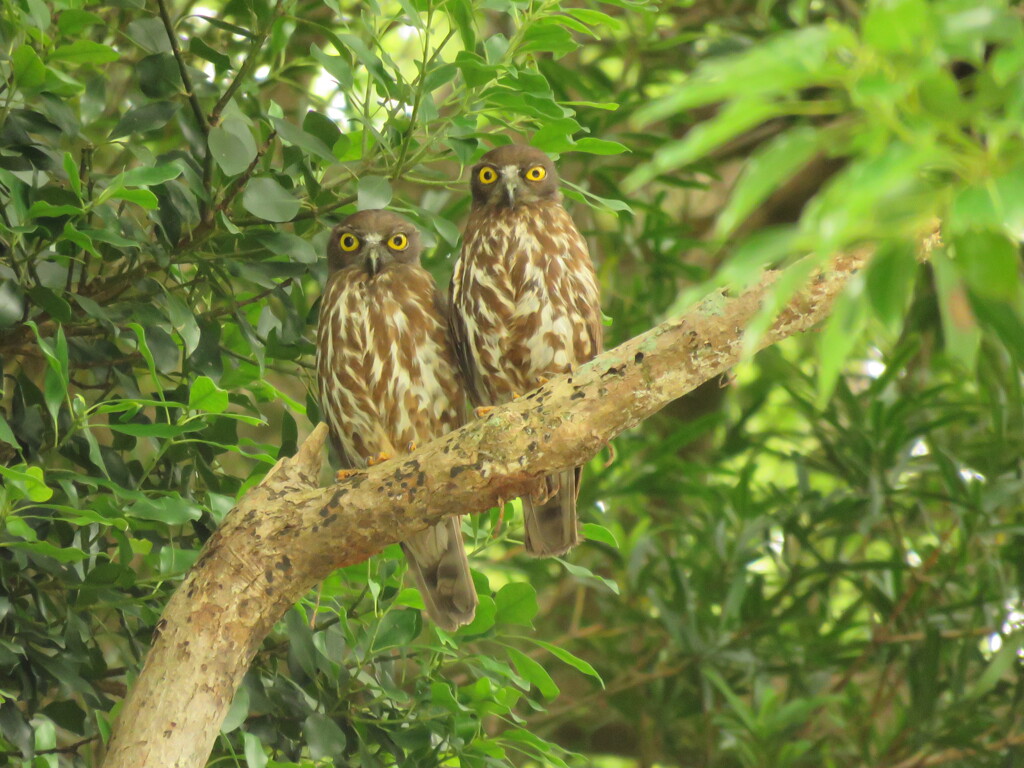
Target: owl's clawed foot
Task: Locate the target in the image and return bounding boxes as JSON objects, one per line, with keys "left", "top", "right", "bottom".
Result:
{"left": 406, "top": 441, "right": 417, "bottom": 453}
{"left": 367, "top": 451, "right": 391, "bottom": 466}
{"left": 474, "top": 406, "right": 494, "bottom": 418}
{"left": 536, "top": 376, "right": 550, "bottom": 387}
{"left": 335, "top": 468, "right": 360, "bottom": 481}
{"left": 511, "top": 393, "right": 520, "bottom": 401}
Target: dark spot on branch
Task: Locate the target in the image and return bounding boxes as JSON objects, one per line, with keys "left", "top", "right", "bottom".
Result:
{"left": 528, "top": 441, "right": 538, "bottom": 452}
{"left": 570, "top": 391, "right": 586, "bottom": 400}
{"left": 634, "top": 351, "right": 644, "bottom": 365}
{"left": 417, "top": 471, "right": 426, "bottom": 486}
{"left": 322, "top": 513, "right": 338, "bottom": 526}
{"left": 265, "top": 568, "right": 274, "bottom": 583}
{"left": 602, "top": 364, "right": 626, "bottom": 377}
{"left": 450, "top": 458, "right": 484, "bottom": 479}
{"left": 543, "top": 433, "right": 551, "bottom": 442}
{"left": 567, "top": 376, "right": 572, "bottom": 383}
{"left": 276, "top": 556, "right": 292, "bottom": 572}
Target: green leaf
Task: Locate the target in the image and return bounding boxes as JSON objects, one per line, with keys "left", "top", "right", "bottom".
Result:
{"left": 932, "top": 251, "right": 981, "bottom": 369}
{"left": 0, "top": 464, "right": 52, "bottom": 502}
{"left": 633, "top": 25, "right": 846, "bottom": 124}
{"left": 866, "top": 243, "right": 919, "bottom": 330}
{"left": 209, "top": 118, "right": 258, "bottom": 176}
{"left": 506, "top": 647, "right": 559, "bottom": 699}
{"left": 137, "top": 53, "right": 182, "bottom": 99}
{"left": 126, "top": 494, "right": 202, "bottom": 524}
{"left": 371, "top": 609, "right": 421, "bottom": 651}
{"left": 530, "top": 638, "right": 603, "bottom": 686}
{"left": 121, "top": 163, "right": 183, "bottom": 188}
{"left": 242, "top": 732, "right": 268, "bottom": 768}
{"left": 558, "top": 558, "right": 620, "bottom": 594}
{"left": 189, "top": 376, "right": 229, "bottom": 414}
{"left": 27, "top": 287, "right": 71, "bottom": 323}
{"left": 357, "top": 176, "right": 392, "bottom": 210}
{"left": 716, "top": 125, "right": 820, "bottom": 238}
{"left": 581, "top": 522, "right": 618, "bottom": 548}
{"left": 50, "top": 40, "right": 120, "bottom": 65}
{"left": 109, "top": 102, "right": 179, "bottom": 139}
{"left": 573, "top": 137, "right": 629, "bottom": 156}
{"left": 952, "top": 230, "right": 1020, "bottom": 303}
{"left": 627, "top": 98, "right": 787, "bottom": 191}
{"left": 63, "top": 152, "right": 82, "bottom": 199}
{"left": 12, "top": 45, "right": 46, "bottom": 88}
{"left": 495, "top": 582, "right": 538, "bottom": 626}
{"left": 108, "top": 188, "right": 159, "bottom": 209}
{"left": 271, "top": 117, "right": 336, "bottom": 164}
{"left": 27, "top": 201, "right": 82, "bottom": 218}
{"left": 303, "top": 713, "right": 347, "bottom": 760}
{"left": 220, "top": 685, "right": 250, "bottom": 733}
{"left": 58, "top": 9, "right": 104, "bottom": 34}
{"left": 967, "top": 636, "right": 1019, "bottom": 698}
{"left": 107, "top": 421, "right": 204, "bottom": 438}
{"left": 189, "top": 37, "right": 232, "bottom": 72}
{"left": 3, "top": 540, "right": 88, "bottom": 562}
{"left": 864, "top": 0, "right": 933, "bottom": 54}
{"left": 242, "top": 178, "right": 300, "bottom": 222}
{"left": 0, "top": 413, "right": 18, "bottom": 449}
{"left": 815, "top": 285, "right": 868, "bottom": 408}
{"left": 458, "top": 594, "right": 497, "bottom": 635}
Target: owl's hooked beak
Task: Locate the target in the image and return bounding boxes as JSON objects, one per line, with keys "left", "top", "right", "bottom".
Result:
{"left": 500, "top": 166, "right": 520, "bottom": 208}
{"left": 365, "top": 243, "right": 388, "bottom": 276}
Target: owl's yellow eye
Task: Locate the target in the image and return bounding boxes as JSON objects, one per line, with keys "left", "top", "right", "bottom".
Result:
{"left": 525, "top": 165, "right": 547, "bottom": 182}
{"left": 387, "top": 233, "right": 408, "bottom": 250}
{"left": 339, "top": 233, "right": 360, "bottom": 251}
{"left": 478, "top": 166, "right": 498, "bottom": 184}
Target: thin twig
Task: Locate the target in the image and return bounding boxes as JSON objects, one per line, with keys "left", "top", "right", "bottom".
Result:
{"left": 156, "top": 0, "right": 208, "bottom": 137}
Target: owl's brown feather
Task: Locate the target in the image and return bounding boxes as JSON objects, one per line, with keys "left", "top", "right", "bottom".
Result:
{"left": 450, "top": 147, "right": 603, "bottom": 557}
{"left": 317, "top": 210, "right": 477, "bottom": 629}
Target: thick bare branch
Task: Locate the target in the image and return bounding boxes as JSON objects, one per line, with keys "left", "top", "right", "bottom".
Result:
{"left": 101, "top": 250, "right": 867, "bottom": 768}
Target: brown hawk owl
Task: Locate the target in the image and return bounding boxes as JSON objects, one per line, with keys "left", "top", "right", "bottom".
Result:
{"left": 316, "top": 209, "right": 477, "bottom": 631}
{"left": 449, "top": 145, "right": 603, "bottom": 557}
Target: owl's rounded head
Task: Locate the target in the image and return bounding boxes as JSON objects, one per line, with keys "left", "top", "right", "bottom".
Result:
{"left": 327, "top": 209, "right": 423, "bottom": 276}
{"left": 470, "top": 145, "right": 560, "bottom": 209}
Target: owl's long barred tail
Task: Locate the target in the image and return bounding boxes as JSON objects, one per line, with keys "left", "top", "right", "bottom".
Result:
{"left": 400, "top": 518, "right": 477, "bottom": 631}
{"left": 522, "top": 469, "right": 580, "bottom": 557}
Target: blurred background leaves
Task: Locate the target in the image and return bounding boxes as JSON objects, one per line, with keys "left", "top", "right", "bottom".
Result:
{"left": 2, "top": 0, "right": 1024, "bottom": 766}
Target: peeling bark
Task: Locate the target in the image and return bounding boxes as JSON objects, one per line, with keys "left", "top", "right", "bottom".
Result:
{"left": 101, "top": 251, "right": 867, "bottom": 768}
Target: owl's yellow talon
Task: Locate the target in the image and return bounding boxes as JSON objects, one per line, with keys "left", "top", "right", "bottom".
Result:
{"left": 335, "top": 468, "right": 360, "bottom": 481}
{"left": 406, "top": 441, "right": 417, "bottom": 453}
{"left": 474, "top": 406, "right": 494, "bottom": 418}
{"left": 511, "top": 393, "right": 520, "bottom": 400}
{"left": 367, "top": 451, "right": 391, "bottom": 466}
{"left": 536, "top": 376, "right": 550, "bottom": 386}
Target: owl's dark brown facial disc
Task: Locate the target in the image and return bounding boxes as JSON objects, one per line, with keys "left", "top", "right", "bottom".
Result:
{"left": 326, "top": 209, "right": 422, "bottom": 276}
{"left": 469, "top": 144, "right": 560, "bottom": 209}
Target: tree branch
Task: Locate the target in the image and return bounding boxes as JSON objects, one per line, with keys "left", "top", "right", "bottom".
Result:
{"left": 100, "top": 249, "right": 868, "bottom": 768}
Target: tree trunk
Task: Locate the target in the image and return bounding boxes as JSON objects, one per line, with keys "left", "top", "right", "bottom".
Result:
{"left": 102, "top": 250, "right": 868, "bottom": 768}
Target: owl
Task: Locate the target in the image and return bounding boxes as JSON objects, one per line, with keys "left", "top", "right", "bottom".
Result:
{"left": 449, "top": 145, "right": 603, "bottom": 557}
{"left": 316, "top": 209, "right": 477, "bottom": 631}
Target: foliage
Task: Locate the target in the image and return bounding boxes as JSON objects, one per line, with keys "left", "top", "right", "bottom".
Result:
{"left": 1, "top": 0, "right": 1023, "bottom": 766}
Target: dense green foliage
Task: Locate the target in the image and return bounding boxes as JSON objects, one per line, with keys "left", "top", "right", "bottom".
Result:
{"left": 2, "top": 0, "right": 1024, "bottom": 765}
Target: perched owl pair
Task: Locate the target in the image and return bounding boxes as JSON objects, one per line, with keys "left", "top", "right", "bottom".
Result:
{"left": 315, "top": 145, "right": 603, "bottom": 631}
